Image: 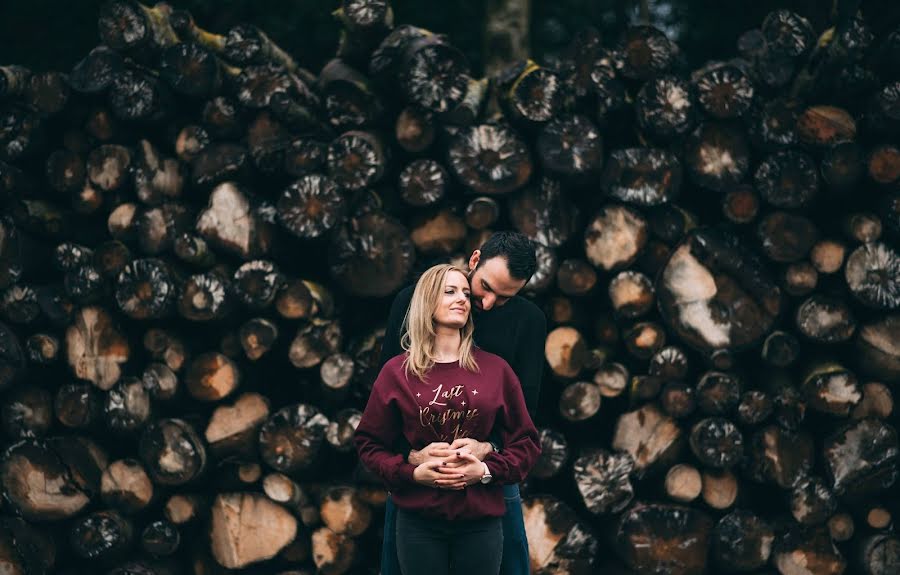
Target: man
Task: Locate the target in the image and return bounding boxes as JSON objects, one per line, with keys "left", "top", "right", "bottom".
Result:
{"left": 377, "top": 231, "right": 547, "bottom": 575}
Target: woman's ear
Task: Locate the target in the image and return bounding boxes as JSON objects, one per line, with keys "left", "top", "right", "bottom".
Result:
{"left": 468, "top": 250, "right": 480, "bottom": 271}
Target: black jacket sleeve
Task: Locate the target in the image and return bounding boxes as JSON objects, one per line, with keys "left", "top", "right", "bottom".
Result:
{"left": 378, "top": 286, "right": 414, "bottom": 458}
{"left": 378, "top": 286, "right": 414, "bottom": 369}
{"left": 509, "top": 301, "right": 547, "bottom": 422}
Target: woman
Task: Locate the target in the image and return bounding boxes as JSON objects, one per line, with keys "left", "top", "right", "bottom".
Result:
{"left": 355, "top": 264, "right": 541, "bottom": 575}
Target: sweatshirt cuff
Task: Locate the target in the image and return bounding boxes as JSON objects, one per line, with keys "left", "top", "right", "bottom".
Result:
{"left": 396, "top": 462, "right": 417, "bottom": 485}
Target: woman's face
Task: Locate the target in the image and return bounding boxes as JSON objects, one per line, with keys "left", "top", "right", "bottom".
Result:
{"left": 433, "top": 270, "right": 471, "bottom": 329}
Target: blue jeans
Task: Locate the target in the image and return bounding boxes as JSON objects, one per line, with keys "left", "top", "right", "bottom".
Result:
{"left": 381, "top": 484, "right": 530, "bottom": 575}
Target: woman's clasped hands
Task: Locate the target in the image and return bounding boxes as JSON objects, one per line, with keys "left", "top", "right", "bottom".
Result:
{"left": 410, "top": 439, "right": 488, "bottom": 490}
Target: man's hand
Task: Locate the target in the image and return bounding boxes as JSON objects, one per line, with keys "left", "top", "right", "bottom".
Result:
{"left": 432, "top": 452, "right": 486, "bottom": 490}
{"left": 408, "top": 442, "right": 450, "bottom": 466}
{"left": 447, "top": 438, "right": 494, "bottom": 461}
{"left": 413, "top": 460, "right": 464, "bottom": 488}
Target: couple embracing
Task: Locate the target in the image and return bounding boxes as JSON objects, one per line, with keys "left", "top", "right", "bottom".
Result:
{"left": 355, "top": 231, "right": 547, "bottom": 575}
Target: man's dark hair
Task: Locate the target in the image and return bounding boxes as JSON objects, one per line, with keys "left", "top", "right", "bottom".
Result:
{"left": 477, "top": 231, "right": 538, "bottom": 281}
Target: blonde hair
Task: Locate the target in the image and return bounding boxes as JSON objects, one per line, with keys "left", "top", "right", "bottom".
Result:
{"left": 401, "top": 264, "right": 478, "bottom": 381}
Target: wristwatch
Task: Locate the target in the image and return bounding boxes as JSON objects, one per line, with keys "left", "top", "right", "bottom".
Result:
{"left": 480, "top": 462, "right": 493, "bottom": 484}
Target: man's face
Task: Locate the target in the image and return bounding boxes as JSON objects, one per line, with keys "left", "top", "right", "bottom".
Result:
{"left": 467, "top": 252, "right": 527, "bottom": 311}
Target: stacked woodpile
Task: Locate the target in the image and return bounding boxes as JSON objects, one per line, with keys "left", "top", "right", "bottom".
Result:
{"left": 0, "top": 0, "right": 898, "bottom": 574}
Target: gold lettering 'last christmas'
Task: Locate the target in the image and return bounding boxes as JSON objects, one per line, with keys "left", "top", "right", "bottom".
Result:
{"left": 418, "top": 383, "right": 479, "bottom": 441}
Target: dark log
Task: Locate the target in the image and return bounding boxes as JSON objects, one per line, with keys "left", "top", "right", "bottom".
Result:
{"left": 174, "top": 233, "right": 216, "bottom": 268}
{"left": 509, "top": 177, "right": 577, "bottom": 248}
{"left": 868, "top": 145, "right": 900, "bottom": 185}
{"left": 46, "top": 149, "right": 85, "bottom": 194}
{"left": 536, "top": 114, "right": 602, "bottom": 178}
{"left": 137, "top": 203, "right": 193, "bottom": 255}
{"left": 660, "top": 381, "right": 696, "bottom": 419}
{"left": 522, "top": 496, "right": 598, "bottom": 575}
{"left": 175, "top": 125, "right": 209, "bottom": 163}
{"left": 69, "top": 509, "right": 133, "bottom": 561}
{"left": 760, "top": 330, "right": 799, "bottom": 367}
{"left": 784, "top": 261, "right": 818, "bottom": 296}
{"left": 109, "top": 69, "right": 170, "bottom": 122}
{"left": 187, "top": 245, "right": 237, "bottom": 302}
{"left": 693, "top": 63, "right": 754, "bottom": 119}
{"left": 246, "top": 111, "right": 289, "bottom": 175}
{"left": 289, "top": 318, "right": 342, "bottom": 369}
{"left": 25, "top": 332, "right": 60, "bottom": 364}
{"left": 319, "top": 58, "right": 381, "bottom": 130}
{"left": 797, "top": 105, "right": 856, "bottom": 146}
{"left": 328, "top": 211, "right": 414, "bottom": 298}
{"left": 141, "top": 520, "right": 180, "bottom": 557}
{"left": 214, "top": 457, "right": 262, "bottom": 490}
{"left": 55, "top": 382, "right": 102, "bottom": 429}
{"left": 159, "top": 42, "right": 224, "bottom": 99}
{"left": 710, "top": 510, "right": 773, "bottom": 571}
{"left": 622, "top": 321, "right": 666, "bottom": 360}
{"left": 447, "top": 124, "right": 532, "bottom": 195}
{"left": 139, "top": 418, "right": 207, "bottom": 486}
{"left": 463, "top": 196, "right": 499, "bottom": 230}
{"left": 263, "top": 471, "right": 310, "bottom": 513}
{"left": 629, "top": 374, "right": 663, "bottom": 402}
{"left": 747, "top": 424, "right": 814, "bottom": 488}
{"left": 683, "top": 122, "right": 750, "bottom": 192}
{"left": 105, "top": 376, "right": 152, "bottom": 433}
{"left": 237, "top": 317, "right": 278, "bottom": 361}
{"left": 115, "top": 258, "right": 178, "bottom": 319}
{"left": 852, "top": 382, "right": 894, "bottom": 420}
{"left": 772, "top": 526, "right": 846, "bottom": 575}
{"left": 1, "top": 284, "right": 41, "bottom": 324}
{"left": 827, "top": 513, "right": 854, "bottom": 543}
{"left": 224, "top": 23, "right": 301, "bottom": 71}
{"left": 612, "top": 404, "right": 682, "bottom": 478}
{"left": 608, "top": 270, "right": 654, "bottom": 319}
{"left": 210, "top": 492, "right": 298, "bottom": 569}
{"left": 617, "top": 26, "right": 675, "bottom": 80}
{"left": 556, "top": 259, "right": 596, "bottom": 297}
{"left": 823, "top": 418, "right": 898, "bottom": 497}
{"left": 232, "top": 260, "right": 286, "bottom": 310}
{"left": 0, "top": 517, "right": 56, "bottom": 574}
{"left": 108, "top": 203, "right": 139, "bottom": 242}
{"left": 593, "top": 361, "right": 628, "bottom": 398}
{"left": 394, "top": 106, "right": 434, "bottom": 153}
{"left": 796, "top": 294, "right": 856, "bottom": 343}
{"left": 722, "top": 184, "right": 760, "bottom": 224}
{"left": 205, "top": 392, "right": 270, "bottom": 456}
{"left": 101, "top": 458, "right": 154, "bottom": 513}
{"left": 809, "top": 239, "right": 846, "bottom": 275}
{"left": 523, "top": 242, "right": 558, "bottom": 295}
{"left": 0, "top": 65, "right": 32, "bottom": 99}
{"left": 822, "top": 141, "right": 863, "bottom": 192}
{"left": 790, "top": 475, "right": 837, "bottom": 525}
{"left": 559, "top": 381, "right": 601, "bottom": 422}
{"left": 1, "top": 384, "right": 52, "bottom": 439}
{"left": 164, "top": 493, "right": 207, "bottom": 526}
{"left": 0, "top": 107, "right": 42, "bottom": 163}
{"left": 758, "top": 210, "right": 818, "bottom": 263}
{"left": 600, "top": 148, "right": 682, "bottom": 206}
{"left": 69, "top": 46, "right": 123, "bottom": 94}
{"left": 689, "top": 417, "right": 744, "bottom": 469}
{"left": 859, "top": 533, "right": 900, "bottom": 575}
{"left": 0, "top": 321, "right": 25, "bottom": 391}
{"left": 636, "top": 75, "right": 696, "bottom": 141}
{"left": 141, "top": 362, "right": 178, "bottom": 402}
{"left": 573, "top": 448, "right": 634, "bottom": 514}
{"left": 845, "top": 242, "right": 900, "bottom": 309}
{"left": 755, "top": 149, "right": 818, "bottom": 208}
{"left": 276, "top": 279, "right": 334, "bottom": 321}
{"left": 409, "top": 207, "right": 466, "bottom": 255}
{"left": 616, "top": 502, "right": 712, "bottom": 575}
{"left": 143, "top": 328, "right": 187, "bottom": 373}
{"left": 325, "top": 407, "right": 361, "bottom": 452}
{"left": 258, "top": 403, "right": 329, "bottom": 473}
{"left": 801, "top": 362, "right": 861, "bottom": 417}
{"left": 532, "top": 427, "right": 569, "bottom": 480}
{"left": 696, "top": 371, "right": 742, "bottom": 415}
{"left": 98, "top": 1, "right": 177, "bottom": 52}
{"left": 326, "top": 131, "right": 387, "bottom": 191}
{"left": 185, "top": 352, "right": 240, "bottom": 402}
{"left": 191, "top": 142, "right": 248, "bottom": 188}
{"left": 399, "top": 159, "right": 447, "bottom": 207}
{"left": 201, "top": 97, "right": 244, "bottom": 139}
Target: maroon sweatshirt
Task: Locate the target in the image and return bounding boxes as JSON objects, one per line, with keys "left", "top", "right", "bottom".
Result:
{"left": 354, "top": 347, "right": 541, "bottom": 520}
